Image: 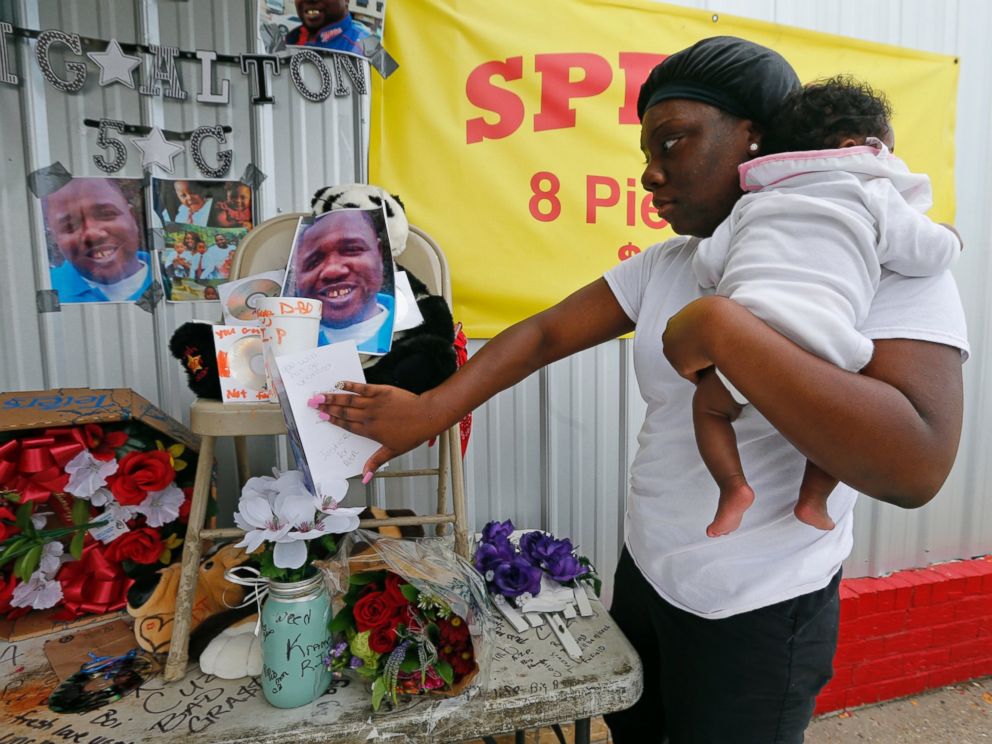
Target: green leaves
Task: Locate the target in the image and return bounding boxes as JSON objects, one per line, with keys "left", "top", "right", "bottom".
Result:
{"left": 435, "top": 660, "right": 454, "bottom": 687}
{"left": 69, "top": 529, "right": 86, "bottom": 560}
{"left": 14, "top": 543, "right": 42, "bottom": 581}
{"left": 371, "top": 676, "right": 386, "bottom": 711}
{"left": 400, "top": 583, "right": 420, "bottom": 604}
{"left": 71, "top": 497, "right": 90, "bottom": 525}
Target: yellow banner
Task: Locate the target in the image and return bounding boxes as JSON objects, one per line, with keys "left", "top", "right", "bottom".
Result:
{"left": 371, "top": 0, "right": 958, "bottom": 337}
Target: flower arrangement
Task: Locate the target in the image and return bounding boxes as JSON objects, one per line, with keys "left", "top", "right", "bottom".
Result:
{"left": 0, "top": 422, "right": 197, "bottom": 619}
{"left": 326, "top": 568, "right": 476, "bottom": 711}
{"left": 232, "top": 470, "right": 364, "bottom": 583}
{"left": 473, "top": 520, "right": 601, "bottom": 605}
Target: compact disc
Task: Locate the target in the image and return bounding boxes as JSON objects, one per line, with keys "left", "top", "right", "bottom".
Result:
{"left": 227, "top": 335, "right": 267, "bottom": 390}
{"left": 224, "top": 278, "right": 282, "bottom": 321}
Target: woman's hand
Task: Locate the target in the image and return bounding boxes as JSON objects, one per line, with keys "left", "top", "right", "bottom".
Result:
{"left": 313, "top": 382, "right": 439, "bottom": 477}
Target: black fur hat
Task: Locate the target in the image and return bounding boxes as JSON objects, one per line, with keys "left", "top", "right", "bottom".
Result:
{"left": 169, "top": 322, "right": 222, "bottom": 399}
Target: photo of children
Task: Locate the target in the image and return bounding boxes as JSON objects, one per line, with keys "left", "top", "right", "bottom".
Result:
{"left": 151, "top": 177, "right": 255, "bottom": 302}
{"left": 40, "top": 177, "right": 151, "bottom": 304}
{"left": 159, "top": 226, "right": 244, "bottom": 302}
{"left": 283, "top": 207, "right": 395, "bottom": 355}
{"left": 258, "top": 0, "right": 384, "bottom": 56}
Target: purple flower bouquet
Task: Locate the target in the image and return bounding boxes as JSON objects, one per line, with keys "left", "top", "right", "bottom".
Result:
{"left": 473, "top": 520, "right": 600, "bottom": 606}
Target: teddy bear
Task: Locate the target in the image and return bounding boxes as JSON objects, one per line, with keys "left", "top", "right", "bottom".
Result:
{"left": 168, "top": 184, "right": 458, "bottom": 399}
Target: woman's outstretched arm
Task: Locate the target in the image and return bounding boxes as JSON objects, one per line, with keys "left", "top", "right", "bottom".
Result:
{"left": 662, "top": 295, "right": 964, "bottom": 508}
{"left": 319, "top": 278, "right": 635, "bottom": 474}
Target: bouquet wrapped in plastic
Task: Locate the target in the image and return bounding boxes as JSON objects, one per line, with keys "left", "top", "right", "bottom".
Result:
{"left": 316, "top": 529, "right": 493, "bottom": 711}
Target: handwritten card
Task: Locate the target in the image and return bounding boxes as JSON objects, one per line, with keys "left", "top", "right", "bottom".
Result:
{"left": 272, "top": 340, "right": 379, "bottom": 485}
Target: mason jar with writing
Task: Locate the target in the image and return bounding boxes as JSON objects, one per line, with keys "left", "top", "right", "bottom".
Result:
{"left": 260, "top": 572, "right": 334, "bottom": 708}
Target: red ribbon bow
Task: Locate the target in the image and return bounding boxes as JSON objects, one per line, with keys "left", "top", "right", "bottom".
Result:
{"left": 0, "top": 428, "right": 84, "bottom": 504}
{"left": 55, "top": 542, "right": 133, "bottom": 619}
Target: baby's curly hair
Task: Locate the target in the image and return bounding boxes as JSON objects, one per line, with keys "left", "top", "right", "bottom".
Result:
{"left": 764, "top": 75, "right": 893, "bottom": 154}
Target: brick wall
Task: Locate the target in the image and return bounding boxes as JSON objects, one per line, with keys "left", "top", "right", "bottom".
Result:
{"left": 815, "top": 556, "right": 992, "bottom": 714}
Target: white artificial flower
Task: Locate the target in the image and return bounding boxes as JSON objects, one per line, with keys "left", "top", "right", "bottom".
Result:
{"left": 234, "top": 491, "right": 314, "bottom": 564}
{"left": 314, "top": 479, "right": 349, "bottom": 512}
{"left": 89, "top": 487, "right": 114, "bottom": 508}
{"left": 11, "top": 570, "right": 64, "bottom": 609}
{"left": 101, "top": 501, "right": 135, "bottom": 523}
{"left": 39, "top": 541, "right": 64, "bottom": 577}
{"left": 276, "top": 506, "right": 365, "bottom": 570}
{"left": 29, "top": 511, "right": 53, "bottom": 530}
{"left": 64, "top": 450, "right": 118, "bottom": 499}
{"left": 135, "top": 483, "right": 184, "bottom": 527}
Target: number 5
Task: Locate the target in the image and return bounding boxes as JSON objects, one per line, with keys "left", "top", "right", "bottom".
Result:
{"left": 92, "top": 118, "right": 127, "bottom": 173}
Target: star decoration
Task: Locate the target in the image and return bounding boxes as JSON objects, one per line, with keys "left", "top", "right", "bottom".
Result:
{"left": 131, "top": 127, "right": 184, "bottom": 174}
{"left": 186, "top": 353, "right": 204, "bottom": 373}
{"left": 87, "top": 39, "right": 141, "bottom": 89}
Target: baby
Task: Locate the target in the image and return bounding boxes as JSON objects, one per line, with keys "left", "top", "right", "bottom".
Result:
{"left": 688, "top": 76, "right": 961, "bottom": 537}
{"left": 213, "top": 183, "right": 253, "bottom": 229}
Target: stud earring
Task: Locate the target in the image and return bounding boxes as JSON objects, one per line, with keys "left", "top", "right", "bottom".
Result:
{"left": 749, "top": 143, "right": 759, "bottom": 152}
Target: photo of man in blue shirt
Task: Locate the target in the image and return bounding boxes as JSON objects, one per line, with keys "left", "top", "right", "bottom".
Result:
{"left": 43, "top": 178, "right": 152, "bottom": 304}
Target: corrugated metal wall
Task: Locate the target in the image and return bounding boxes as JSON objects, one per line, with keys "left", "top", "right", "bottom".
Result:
{"left": 1, "top": 0, "right": 989, "bottom": 598}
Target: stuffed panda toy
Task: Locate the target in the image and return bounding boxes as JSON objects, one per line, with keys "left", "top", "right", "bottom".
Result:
{"left": 309, "top": 183, "right": 457, "bottom": 394}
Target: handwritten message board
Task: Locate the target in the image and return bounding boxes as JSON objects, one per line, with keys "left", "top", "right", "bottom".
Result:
{"left": 1, "top": 600, "right": 640, "bottom": 743}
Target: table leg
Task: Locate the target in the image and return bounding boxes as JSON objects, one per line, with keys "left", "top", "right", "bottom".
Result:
{"left": 515, "top": 731, "right": 526, "bottom": 744}
{"left": 574, "top": 718, "right": 591, "bottom": 744}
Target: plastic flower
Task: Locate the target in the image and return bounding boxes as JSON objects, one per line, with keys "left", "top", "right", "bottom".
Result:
{"left": 474, "top": 539, "right": 514, "bottom": 574}
{"left": 135, "top": 483, "right": 184, "bottom": 527}
{"left": 64, "top": 450, "right": 119, "bottom": 500}
{"left": 314, "top": 478, "right": 350, "bottom": 513}
{"left": 100, "top": 501, "right": 135, "bottom": 524}
{"left": 39, "top": 541, "right": 64, "bottom": 576}
{"left": 30, "top": 511, "right": 53, "bottom": 530}
{"left": 158, "top": 533, "right": 184, "bottom": 564}
{"left": 89, "top": 487, "right": 115, "bottom": 508}
{"left": 544, "top": 551, "right": 589, "bottom": 583}
{"left": 492, "top": 556, "right": 543, "bottom": 598}
{"left": 156, "top": 440, "right": 188, "bottom": 472}
{"left": 481, "top": 519, "right": 515, "bottom": 543}
{"left": 519, "top": 531, "right": 574, "bottom": 568}
{"left": 234, "top": 491, "right": 314, "bottom": 568}
{"left": 10, "top": 570, "right": 64, "bottom": 609}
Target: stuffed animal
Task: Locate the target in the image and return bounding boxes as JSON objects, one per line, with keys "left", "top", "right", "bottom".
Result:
{"left": 308, "top": 183, "right": 458, "bottom": 394}
{"left": 126, "top": 542, "right": 252, "bottom": 655}
{"left": 169, "top": 321, "right": 222, "bottom": 399}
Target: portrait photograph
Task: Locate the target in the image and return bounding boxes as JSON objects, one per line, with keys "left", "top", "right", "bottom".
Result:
{"left": 41, "top": 177, "right": 151, "bottom": 305}
{"left": 283, "top": 207, "right": 395, "bottom": 355}
{"left": 151, "top": 177, "right": 254, "bottom": 231}
{"left": 159, "top": 224, "right": 246, "bottom": 302}
{"left": 258, "top": 0, "right": 384, "bottom": 56}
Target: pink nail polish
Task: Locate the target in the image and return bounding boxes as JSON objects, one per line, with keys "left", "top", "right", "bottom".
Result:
{"left": 361, "top": 471, "right": 374, "bottom": 485}
{"left": 318, "top": 412, "right": 330, "bottom": 421}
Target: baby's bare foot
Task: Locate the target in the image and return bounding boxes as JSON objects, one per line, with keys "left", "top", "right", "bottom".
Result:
{"left": 707, "top": 481, "right": 755, "bottom": 537}
{"left": 794, "top": 499, "right": 835, "bottom": 531}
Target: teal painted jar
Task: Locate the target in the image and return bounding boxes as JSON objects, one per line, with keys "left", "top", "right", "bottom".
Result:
{"left": 260, "top": 572, "right": 334, "bottom": 708}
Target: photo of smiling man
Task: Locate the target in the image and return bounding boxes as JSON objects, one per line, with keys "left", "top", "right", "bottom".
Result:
{"left": 42, "top": 177, "right": 152, "bottom": 304}
{"left": 284, "top": 207, "right": 395, "bottom": 355}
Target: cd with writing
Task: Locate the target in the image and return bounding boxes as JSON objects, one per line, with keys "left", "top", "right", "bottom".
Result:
{"left": 226, "top": 335, "right": 267, "bottom": 391}
{"left": 223, "top": 277, "right": 281, "bottom": 321}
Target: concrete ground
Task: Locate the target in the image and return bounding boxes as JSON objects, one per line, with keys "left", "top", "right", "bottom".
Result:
{"left": 465, "top": 676, "right": 992, "bottom": 743}
{"left": 807, "top": 677, "right": 992, "bottom": 743}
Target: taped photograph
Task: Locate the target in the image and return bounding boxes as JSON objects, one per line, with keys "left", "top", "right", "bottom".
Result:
{"left": 258, "top": 0, "right": 384, "bottom": 56}
{"left": 150, "top": 177, "right": 253, "bottom": 230}
{"left": 41, "top": 177, "right": 151, "bottom": 304}
{"left": 283, "top": 207, "right": 395, "bottom": 355}
{"left": 160, "top": 225, "right": 245, "bottom": 302}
